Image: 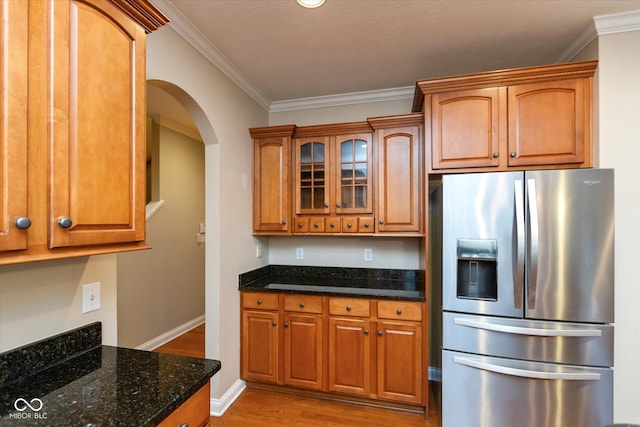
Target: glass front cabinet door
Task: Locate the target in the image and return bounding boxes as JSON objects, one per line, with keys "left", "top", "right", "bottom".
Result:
{"left": 295, "top": 137, "right": 330, "bottom": 215}
{"left": 336, "top": 134, "right": 372, "bottom": 214}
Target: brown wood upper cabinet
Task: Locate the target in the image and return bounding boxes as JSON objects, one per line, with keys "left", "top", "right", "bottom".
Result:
{"left": 250, "top": 125, "right": 295, "bottom": 234}
{"left": 0, "top": 0, "right": 167, "bottom": 265}
{"left": 415, "top": 61, "right": 597, "bottom": 173}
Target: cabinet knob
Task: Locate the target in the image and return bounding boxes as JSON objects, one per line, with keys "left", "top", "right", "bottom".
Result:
{"left": 281, "top": 220, "right": 287, "bottom": 225}
{"left": 363, "top": 222, "right": 369, "bottom": 228}
{"left": 298, "top": 223, "right": 303, "bottom": 228}
{"left": 493, "top": 152, "right": 499, "bottom": 158}
{"left": 396, "top": 309, "right": 403, "bottom": 315}
{"left": 57, "top": 217, "right": 73, "bottom": 229}
{"left": 284, "top": 322, "right": 289, "bottom": 328}
{"left": 510, "top": 152, "right": 517, "bottom": 158}
{"left": 347, "top": 223, "right": 353, "bottom": 228}
{"left": 379, "top": 220, "right": 384, "bottom": 225}
{"left": 314, "top": 223, "right": 319, "bottom": 228}
{"left": 257, "top": 299, "right": 262, "bottom": 305}
{"left": 324, "top": 203, "right": 329, "bottom": 208}
{"left": 378, "top": 331, "right": 383, "bottom": 337}
{"left": 15, "top": 217, "right": 32, "bottom": 230}
{"left": 364, "top": 329, "right": 369, "bottom": 335}
{"left": 330, "top": 223, "right": 335, "bottom": 228}
{"left": 346, "top": 305, "right": 351, "bottom": 311}
{"left": 299, "top": 302, "right": 305, "bottom": 308}
{"left": 272, "top": 321, "right": 277, "bottom": 327}
{"left": 336, "top": 203, "right": 341, "bottom": 208}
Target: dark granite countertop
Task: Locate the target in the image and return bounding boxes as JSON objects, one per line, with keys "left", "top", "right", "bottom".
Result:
{"left": 0, "top": 323, "right": 220, "bottom": 426}
{"left": 239, "top": 265, "right": 425, "bottom": 301}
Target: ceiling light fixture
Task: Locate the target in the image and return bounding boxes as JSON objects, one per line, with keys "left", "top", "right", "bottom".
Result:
{"left": 297, "top": 0, "right": 325, "bottom": 8}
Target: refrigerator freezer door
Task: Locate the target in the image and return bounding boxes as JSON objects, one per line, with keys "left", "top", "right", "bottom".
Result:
{"left": 443, "top": 312, "right": 614, "bottom": 367}
{"left": 442, "top": 350, "right": 613, "bottom": 427}
{"left": 443, "top": 172, "right": 524, "bottom": 317}
{"left": 525, "top": 169, "right": 614, "bottom": 323}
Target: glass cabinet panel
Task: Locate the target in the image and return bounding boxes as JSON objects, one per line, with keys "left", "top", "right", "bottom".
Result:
{"left": 338, "top": 136, "right": 371, "bottom": 212}
{"left": 296, "top": 139, "right": 328, "bottom": 213}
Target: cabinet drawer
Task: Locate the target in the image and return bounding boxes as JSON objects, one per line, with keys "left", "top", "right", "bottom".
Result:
{"left": 158, "top": 382, "right": 210, "bottom": 427}
{"left": 294, "top": 217, "right": 309, "bottom": 233}
{"left": 378, "top": 300, "right": 422, "bottom": 321}
{"left": 284, "top": 294, "right": 323, "bottom": 313}
{"left": 309, "top": 217, "right": 325, "bottom": 233}
{"left": 329, "top": 297, "right": 370, "bottom": 317}
{"left": 243, "top": 292, "right": 278, "bottom": 310}
{"left": 358, "top": 217, "right": 375, "bottom": 232}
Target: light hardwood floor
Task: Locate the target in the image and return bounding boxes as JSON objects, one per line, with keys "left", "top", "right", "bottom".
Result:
{"left": 154, "top": 324, "right": 441, "bottom": 426}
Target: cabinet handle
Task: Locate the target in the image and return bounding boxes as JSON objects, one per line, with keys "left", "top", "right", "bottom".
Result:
{"left": 257, "top": 299, "right": 262, "bottom": 305}
{"left": 347, "top": 223, "right": 353, "bottom": 228}
{"left": 346, "top": 305, "right": 351, "bottom": 311}
{"left": 364, "top": 329, "right": 369, "bottom": 335}
{"left": 284, "top": 322, "right": 289, "bottom": 328}
{"left": 363, "top": 222, "right": 369, "bottom": 228}
{"left": 510, "top": 152, "right": 517, "bottom": 158}
{"left": 379, "top": 220, "right": 384, "bottom": 225}
{"left": 272, "top": 321, "right": 277, "bottom": 327}
{"left": 330, "top": 223, "right": 335, "bottom": 228}
{"left": 57, "top": 217, "right": 73, "bottom": 229}
{"left": 324, "top": 203, "right": 329, "bottom": 208}
{"left": 15, "top": 217, "right": 32, "bottom": 230}
{"left": 314, "top": 223, "right": 319, "bottom": 228}
{"left": 299, "top": 302, "right": 305, "bottom": 308}
{"left": 180, "top": 424, "right": 188, "bottom": 427}
{"left": 396, "top": 309, "right": 402, "bottom": 315}
{"left": 298, "top": 223, "right": 303, "bottom": 228}
{"left": 493, "top": 152, "right": 499, "bottom": 158}
{"left": 281, "top": 220, "right": 287, "bottom": 225}
{"left": 378, "top": 331, "right": 383, "bottom": 336}
{"left": 336, "top": 203, "right": 341, "bottom": 208}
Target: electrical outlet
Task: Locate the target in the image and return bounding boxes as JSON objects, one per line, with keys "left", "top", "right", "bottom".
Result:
{"left": 256, "top": 243, "right": 262, "bottom": 258}
{"left": 364, "top": 248, "right": 373, "bottom": 261}
{"left": 82, "top": 282, "right": 101, "bottom": 314}
{"left": 296, "top": 247, "right": 304, "bottom": 260}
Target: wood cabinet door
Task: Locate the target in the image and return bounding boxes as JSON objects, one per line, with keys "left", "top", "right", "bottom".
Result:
{"left": 376, "top": 320, "right": 423, "bottom": 404}
{"left": 507, "top": 79, "right": 588, "bottom": 167}
{"left": 283, "top": 314, "right": 323, "bottom": 390}
{"left": 328, "top": 317, "right": 371, "bottom": 396}
{"left": 0, "top": 0, "right": 28, "bottom": 251}
{"left": 376, "top": 126, "right": 422, "bottom": 233}
{"left": 253, "top": 135, "right": 291, "bottom": 233}
{"left": 241, "top": 310, "right": 279, "bottom": 383}
{"left": 431, "top": 88, "right": 502, "bottom": 170}
{"left": 334, "top": 134, "right": 373, "bottom": 215}
{"left": 49, "top": 0, "right": 146, "bottom": 248}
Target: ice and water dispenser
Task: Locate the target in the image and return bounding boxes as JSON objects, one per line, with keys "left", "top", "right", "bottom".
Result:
{"left": 456, "top": 238, "right": 498, "bottom": 301}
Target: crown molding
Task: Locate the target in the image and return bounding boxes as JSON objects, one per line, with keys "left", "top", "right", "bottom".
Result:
{"left": 149, "top": 0, "right": 272, "bottom": 110}
{"left": 555, "top": 24, "right": 598, "bottom": 63}
{"left": 594, "top": 9, "right": 640, "bottom": 35}
{"left": 269, "top": 86, "right": 415, "bottom": 113}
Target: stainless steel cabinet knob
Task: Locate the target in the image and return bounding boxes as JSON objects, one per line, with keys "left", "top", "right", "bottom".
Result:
{"left": 493, "top": 152, "right": 499, "bottom": 158}
{"left": 363, "top": 223, "right": 369, "bottom": 228}
{"left": 396, "top": 309, "right": 402, "bottom": 315}
{"left": 324, "top": 203, "right": 329, "bottom": 208}
{"left": 378, "top": 331, "right": 383, "bottom": 336}
{"left": 510, "top": 152, "right": 517, "bottom": 158}
{"left": 314, "top": 223, "right": 319, "bottom": 228}
{"left": 284, "top": 322, "right": 289, "bottom": 328}
{"left": 298, "top": 223, "right": 303, "bottom": 228}
{"left": 15, "top": 217, "right": 32, "bottom": 230}
{"left": 379, "top": 220, "right": 384, "bottom": 225}
{"left": 364, "top": 329, "right": 369, "bottom": 335}
{"left": 336, "top": 203, "right": 341, "bottom": 208}
{"left": 281, "top": 220, "right": 287, "bottom": 225}
{"left": 347, "top": 223, "right": 353, "bottom": 228}
{"left": 272, "top": 321, "right": 277, "bottom": 327}
{"left": 57, "top": 217, "right": 73, "bottom": 229}
{"left": 257, "top": 299, "right": 262, "bottom": 305}
{"left": 299, "top": 302, "right": 305, "bottom": 308}
{"left": 346, "top": 305, "right": 351, "bottom": 311}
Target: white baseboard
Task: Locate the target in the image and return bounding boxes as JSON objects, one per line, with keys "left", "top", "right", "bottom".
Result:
{"left": 135, "top": 315, "right": 205, "bottom": 351}
{"left": 210, "top": 379, "right": 246, "bottom": 417}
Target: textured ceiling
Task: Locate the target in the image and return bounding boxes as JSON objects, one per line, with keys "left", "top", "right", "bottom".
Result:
{"left": 150, "top": 0, "right": 639, "bottom": 105}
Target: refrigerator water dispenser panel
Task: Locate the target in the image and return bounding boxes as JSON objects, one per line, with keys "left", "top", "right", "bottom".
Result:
{"left": 457, "top": 239, "right": 497, "bottom": 301}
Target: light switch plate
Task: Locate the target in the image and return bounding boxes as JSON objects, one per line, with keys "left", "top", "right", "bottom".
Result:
{"left": 82, "top": 282, "right": 101, "bottom": 314}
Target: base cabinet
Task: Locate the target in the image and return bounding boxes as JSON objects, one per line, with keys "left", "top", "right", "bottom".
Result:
{"left": 240, "top": 292, "right": 426, "bottom": 409}
{"left": 158, "top": 382, "right": 210, "bottom": 427}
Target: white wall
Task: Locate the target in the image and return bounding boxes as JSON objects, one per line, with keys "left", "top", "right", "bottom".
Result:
{"left": 0, "top": 254, "right": 118, "bottom": 351}
{"left": 597, "top": 28, "right": 640, "bottom": 424}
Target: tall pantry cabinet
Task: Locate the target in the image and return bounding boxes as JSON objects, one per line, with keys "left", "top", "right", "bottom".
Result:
{"left": 0, "top": 0, "right": 168, "bottom": 264}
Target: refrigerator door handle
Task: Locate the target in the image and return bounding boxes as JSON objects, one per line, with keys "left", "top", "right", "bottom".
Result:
{"left": 514, "top": 180, "right": 525, "bottom": 309}
{"left": 527, "top": 178, "right": 540, "bottom": 309}
{"left": 453, "top": 317, "right": 603, "bottom": 337}
{"left": 453, "top": 356, "right": 602, "bottom": 381}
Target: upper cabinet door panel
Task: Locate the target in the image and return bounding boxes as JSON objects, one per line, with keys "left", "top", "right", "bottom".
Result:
{"left": 49, "top": 0, "right": 146, "bottom": 248}
{"left": 295, "top": 137, "right": 330, "bottom": 215}
{"left": 335, "top": 133, "right": 372, "bottom": 215}
{"left": 0, "top": 0, "right": 28, "bottom": 251}
{"left": 507, "top": 79, "right": 587, "bottom": 167}
{"left": 431, "top": 88, "right": 501, "bottom": 170}
{"left": 254, "top": 136, "right": 291, "bottom": 232}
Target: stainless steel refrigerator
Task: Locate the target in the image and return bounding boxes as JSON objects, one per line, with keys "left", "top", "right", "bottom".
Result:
{"left": 440, "top": 169, "right": 614, "bottom": 427}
